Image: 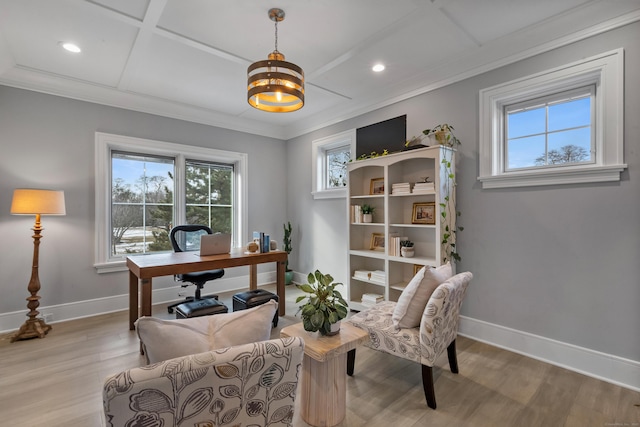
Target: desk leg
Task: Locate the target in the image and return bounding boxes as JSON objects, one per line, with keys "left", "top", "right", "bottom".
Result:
{"left": 249, "top": 264, "right": 257, "bottom": 290}
{"left": 276, "top": 259, "right": 285, "bottom": 316}
{"left": 300, "top": 353, "right": 347, "bottom": 427}
{"left": 140, "top": 278, "right": 152, "bottom": 318}
{"left": 129, "top": 271, "right": 138, "bottom": 330}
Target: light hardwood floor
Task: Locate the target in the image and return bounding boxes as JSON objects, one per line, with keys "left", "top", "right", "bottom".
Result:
{"left": 0, "top": 284, "right": 637, "bottom": 427}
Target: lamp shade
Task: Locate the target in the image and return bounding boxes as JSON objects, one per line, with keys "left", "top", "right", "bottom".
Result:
{"left": 11, "top": 189, "right": 66, "bottom": 215}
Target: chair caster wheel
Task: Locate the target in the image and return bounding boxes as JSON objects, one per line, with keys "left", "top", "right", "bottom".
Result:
{"left": 168, "top": 307, "right": 174, "bottom": 314}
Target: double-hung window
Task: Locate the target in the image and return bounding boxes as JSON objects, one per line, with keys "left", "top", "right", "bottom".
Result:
{"left": 95, "top": 133, "right": 247, "bottom": 273}
{"left": 479, "top": 49, "right": 625, "bottom": 188}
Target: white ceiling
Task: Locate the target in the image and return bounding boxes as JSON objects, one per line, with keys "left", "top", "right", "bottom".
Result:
{"left": 0, "top": 0, "right": 638, "bottom": 139}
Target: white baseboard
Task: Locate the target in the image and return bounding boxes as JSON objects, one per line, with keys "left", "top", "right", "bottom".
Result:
{"left": 0, "top": 271, "right": 276, "bottom": 333}
{"left": 459, "top": 315, "right": 640, "bottom": 392}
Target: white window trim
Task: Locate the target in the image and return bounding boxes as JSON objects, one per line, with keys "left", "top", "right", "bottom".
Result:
{"left": 95, "top": 132, "right": 248, "bottom": 273}
{"left": 311, "top": 129, "right": 356, "bottom": 199}
{"left": 478, "top": 48, "right": 626, "bottom": 189}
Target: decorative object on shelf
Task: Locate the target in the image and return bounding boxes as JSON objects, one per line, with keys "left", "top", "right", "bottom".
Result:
{"left": 296, "top": 270, "right": 349, "bottom": 335}
{"left": 361, "top": 204, "right": 375, "bottom": 223}
{"left": 370, "top": 232, "right": 385, "bottom": 251}
{"left": 400, "top": 240, "right": 415, "bottom": 258}
{"left": 412, "top": 202, "right": 436, "bottom": 225}
{"left": 247, "top": 8, "right": 304, "bottom": 113}
{"left": 354, "top": 149, "right": 390, "bottom": 161}
{"left": 369, "top": 177, "right": 384, "bottom": 195}
{"left": 10, "top": 188, "right": 66, "bottom": 342}
{"left": 283, "top": 221, "right": 293, "bottom": 285}
{"left": 423, "top": 124, "right": 461, "bottom": 146}
{"left": 413, "top": 264, "right": 424, "bottom": 275}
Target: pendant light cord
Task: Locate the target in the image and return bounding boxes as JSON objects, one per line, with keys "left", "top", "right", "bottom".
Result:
{"left": 274, "top": 19, "right": 279, "bottom": 53}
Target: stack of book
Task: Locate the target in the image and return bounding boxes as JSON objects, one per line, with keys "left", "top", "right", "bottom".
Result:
{"left": 252, "top": 231, "right": 270, "bottom": 253}
{"left": 391, "top": 182, "right": 411, "bottom": 195}
{"left": 361, "top": 293, "right": 384, "bottom": 307}
{"left": 388, "top": 235, "right": 408, "bottom": 257}
{"left": 413, "top": 181, "right": 435, "bottom": 194}
{"left": 350, "top": 205, "right": 364, "bottom": 223}
{"left": 353, "top": 270, "right": 372, "bottom": 281}
{"left": 369, "top": 270, "right": 385, "bottom": 284}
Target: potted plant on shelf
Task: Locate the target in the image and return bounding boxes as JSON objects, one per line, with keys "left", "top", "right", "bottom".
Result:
{"left": 400, "top": 240, "right": 414, "bottom": 258}
{"left": 423, "top": 124, "right": 461, "bottom": 147}
{"left": 283, "top": 221, "right": 293, "bottom": 285}
{"left": 296, "top": 270, "right": 349, "bottom": 335}
{"left": 361, "top": 204, "right": 375, "bottom": 223}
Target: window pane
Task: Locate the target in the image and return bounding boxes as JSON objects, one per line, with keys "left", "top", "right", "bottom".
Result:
{"left": 548, "top": 97, "right": 590, "bottom": 131}
{"left": 111, "top": 152, "right": 174, "bottom": 256}
{"left": 111, "top": 204, "right": 143, "bottom": 255}
{"left": 507, "top": 135, "right": 545, "bottom": 169}
{"left": 185, "top": 161, "right": 233, "bottom": 234}
{"left": 507, "top": 108, "right": 546, "bottom": 139}
{"left": 326, "top": 147, "right": 350, "bottom": 188}
{"left": 545, "top": 128, "right": 592, "bottom": 164}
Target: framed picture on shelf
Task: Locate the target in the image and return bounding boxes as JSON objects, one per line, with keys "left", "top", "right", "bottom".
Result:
{"left": 413, "top": 264, "right": 423, "bottom": 275}
{"left": 370, "top": 232, "right": 385, "bottom": 251}
{"left": 412, "top": 202, "right": 436, "bottom": 224}
{"left": 370, "top": 177, "right": 384, "bottom": 195}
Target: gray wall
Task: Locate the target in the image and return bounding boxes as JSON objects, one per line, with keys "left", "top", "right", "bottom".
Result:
{"left": 287, "top": 21, "right": 640, "bottom": 364}
{"left": 0, "top": 86, "right": 286, "bottom": 316}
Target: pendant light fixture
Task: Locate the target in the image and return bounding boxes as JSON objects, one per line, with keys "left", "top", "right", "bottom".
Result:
{"left": 247, "top": 8, "right": 304, "bottom": 113}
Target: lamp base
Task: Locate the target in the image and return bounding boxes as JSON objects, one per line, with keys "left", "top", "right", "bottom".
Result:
{"left": 10, "top": 318, "right": 52, "bottom": 342}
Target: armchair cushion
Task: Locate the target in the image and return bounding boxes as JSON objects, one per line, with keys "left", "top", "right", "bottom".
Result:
{"left": 136, "top": 300, "right": 277, "bottom": 364}
{"left": 392, "top": 263, "right": 452, "bottom": 329}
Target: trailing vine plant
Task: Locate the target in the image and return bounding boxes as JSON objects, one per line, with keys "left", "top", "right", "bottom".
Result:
{"left": 422, "top": 124, "right": 463, "bottom": 263}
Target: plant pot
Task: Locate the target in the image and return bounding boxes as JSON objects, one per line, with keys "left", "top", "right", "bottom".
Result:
{"left": 363, "top": 213, "right": 373, "bottom": 223}
{"left": 285, "top": 270, "right": 293, "bottom": 285}
{"left": 324, "top": 320, "right": 341, "bottom": 336}
{"left": 401, "top": 247, "right": 415, "bottom": 258}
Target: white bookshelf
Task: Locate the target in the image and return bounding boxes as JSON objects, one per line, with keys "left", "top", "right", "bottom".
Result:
{"left": 346, "top": 146, "right": 455, "bottom": 310}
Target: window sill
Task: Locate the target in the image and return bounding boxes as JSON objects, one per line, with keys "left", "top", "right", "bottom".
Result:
{"left": 478, "top": 164, "right": 627, "bottom": 189}
{"left": 312, "top": 188, "right": 347, "bottom": 200}
{"left": 94, "top": 260, "right": 128, "bottom": 274}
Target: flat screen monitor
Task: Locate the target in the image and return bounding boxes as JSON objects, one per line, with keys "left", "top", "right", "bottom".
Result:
{"left": 356, "top": 115, "right": 406, "bottom": 158}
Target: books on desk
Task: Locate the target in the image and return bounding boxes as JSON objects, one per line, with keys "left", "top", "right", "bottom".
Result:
{"left": 252, "top": 231, "right": 270, "bottom": 253}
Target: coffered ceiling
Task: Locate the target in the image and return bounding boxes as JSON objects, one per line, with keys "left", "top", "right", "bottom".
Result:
{"left": 0, "top": 0, "right": 638, "bottom": 139}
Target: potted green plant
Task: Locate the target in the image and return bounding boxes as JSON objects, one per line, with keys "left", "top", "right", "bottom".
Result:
{"left": 283, "top": 221, "right": 293, "bottom": 285}
{"left": 400, "top": 240, "right": 414, "bottom": 258}
{"left": 296, "top": 270, "right": 349, "bottom": 335}
{"left": 423, "top": 124, "right": 461, "bottom": 147}
{"left": 361, "top": 204, "right": 375, "bottom": 223}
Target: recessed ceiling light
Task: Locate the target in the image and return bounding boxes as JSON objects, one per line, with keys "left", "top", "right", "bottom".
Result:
{"left": 372, "top": 64, "right": 385, "bottom": 72}
{"left": 60, "top": 42, "right": 81, "bottom": 53}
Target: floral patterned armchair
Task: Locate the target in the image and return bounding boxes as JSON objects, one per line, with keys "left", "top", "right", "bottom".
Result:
{"left": 348, "top": 271, "right": 473, "bottom": 409}
{"left": 103, "top": 337, "right": 304, "bottom": 427}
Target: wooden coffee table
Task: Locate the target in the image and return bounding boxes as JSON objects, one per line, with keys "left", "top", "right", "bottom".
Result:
{"left": 280, "top": 321, "right": 369, "bottom": 427}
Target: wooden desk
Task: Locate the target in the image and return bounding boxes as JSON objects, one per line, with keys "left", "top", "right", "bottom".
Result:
{"left": 280, "top": 322, "right": 369, "bottom": 427}
{"left": 126, "top": 250, "right": 287, "bottom": 330}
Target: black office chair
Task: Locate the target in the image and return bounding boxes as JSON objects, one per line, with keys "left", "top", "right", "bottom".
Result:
{"left": 166, "top": 225, "right": 225, "bottom": 314}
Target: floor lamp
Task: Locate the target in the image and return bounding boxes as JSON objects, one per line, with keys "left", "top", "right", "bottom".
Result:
{"left": 10, "top": 188, "right": 66, "bottom": 342}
